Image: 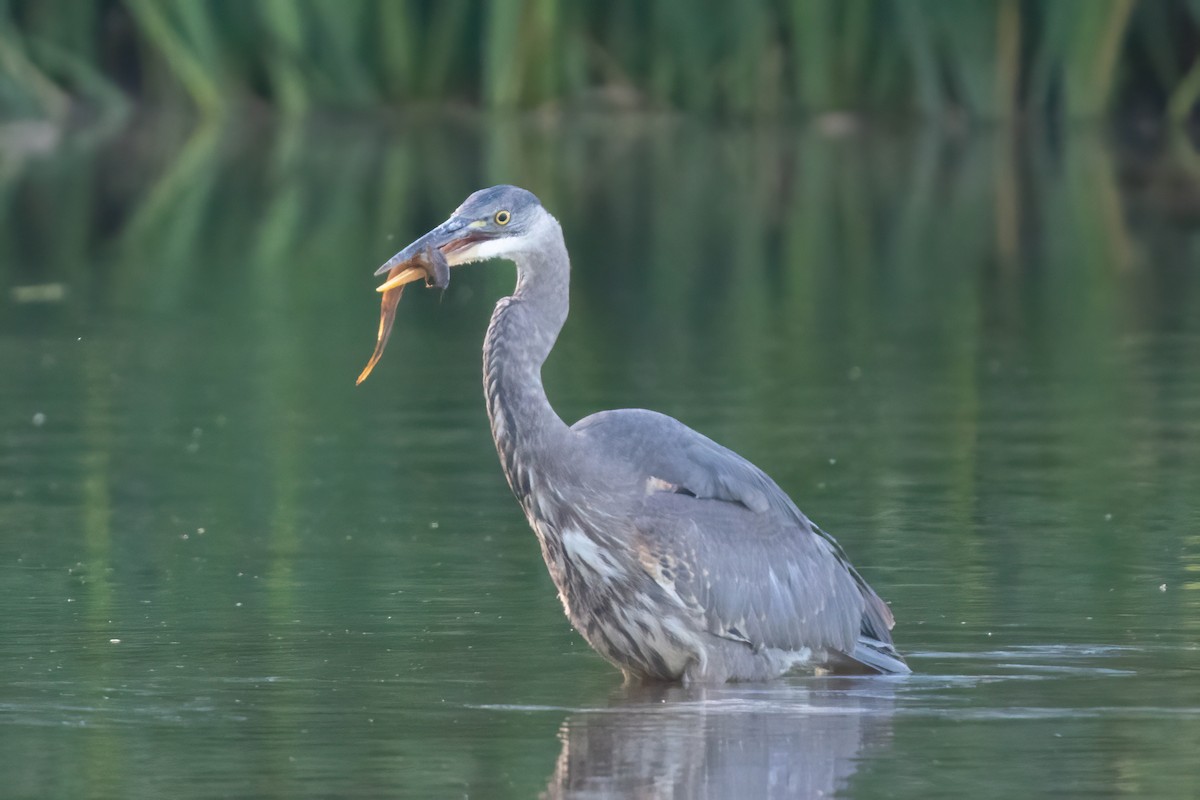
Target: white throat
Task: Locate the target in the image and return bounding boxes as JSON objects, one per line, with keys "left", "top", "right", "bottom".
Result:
{"left": 448, "top": 233, "right": 532, "bottom": 266}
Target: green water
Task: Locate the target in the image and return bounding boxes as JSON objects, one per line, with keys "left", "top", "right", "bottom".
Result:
{"left": 2, "top": 118, "right": 1199, "bottom": 798}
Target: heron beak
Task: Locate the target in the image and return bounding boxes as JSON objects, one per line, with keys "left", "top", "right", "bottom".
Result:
{"left": 372, "top": 217, "right": 485, "bottom": 292}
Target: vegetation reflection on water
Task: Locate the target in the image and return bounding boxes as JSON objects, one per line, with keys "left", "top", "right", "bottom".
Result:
{"left": 2, "top": 117, "right": 1199, "bottom": 798}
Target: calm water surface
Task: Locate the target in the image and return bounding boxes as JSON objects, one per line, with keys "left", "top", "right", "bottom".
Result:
{"left": 2, "top": 118, "right": 1199, "bottom": 798}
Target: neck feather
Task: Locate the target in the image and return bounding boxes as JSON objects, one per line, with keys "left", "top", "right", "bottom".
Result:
{"left": 482, "top": 226, "right": 572, "bottom": 504}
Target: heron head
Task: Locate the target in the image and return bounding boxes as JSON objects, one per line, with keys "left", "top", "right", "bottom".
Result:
{"left": 372, "top": 185, "right": 551, "bottom": 292}
{"left": 357, "top": 185, "right": 557, "bottom": 384}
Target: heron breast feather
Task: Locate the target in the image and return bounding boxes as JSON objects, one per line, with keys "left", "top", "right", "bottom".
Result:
{"left": 562, "top": 527, "right": 624, "bottom": 581}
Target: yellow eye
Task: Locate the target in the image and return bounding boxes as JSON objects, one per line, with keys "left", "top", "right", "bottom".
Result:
{"left": 494, "top": 210, "right": 511, "bottom": 226}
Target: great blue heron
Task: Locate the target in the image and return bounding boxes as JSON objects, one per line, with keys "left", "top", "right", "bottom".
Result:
{"left": 364, "top": 185, "right": 909, "bottom": 682}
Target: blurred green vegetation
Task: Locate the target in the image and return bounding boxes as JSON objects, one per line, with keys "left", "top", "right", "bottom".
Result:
{"left": 5, "top": 0, "right": 1200, "bottom": 121}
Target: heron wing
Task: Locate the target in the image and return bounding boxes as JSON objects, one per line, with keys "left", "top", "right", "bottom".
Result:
{"left": 573, "top": 409, "right": 789, "bottom": 514}
{"left": 631, "top": 492, "right": 863, "bottom": 654}
{"left": 572, "top": 409, "right": 897, "bottom": 660}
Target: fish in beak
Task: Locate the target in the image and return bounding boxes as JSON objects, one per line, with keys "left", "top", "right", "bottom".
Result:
{"left": 356, "top": 217, "right": 485, "bottom": 385}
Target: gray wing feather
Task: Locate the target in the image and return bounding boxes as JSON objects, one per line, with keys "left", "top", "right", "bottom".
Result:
{"left": 573, "top": 409, "right": 900, "bottom": 665}
{"left": 632, "top": 493, "right": 864, "bottom": 654}
{"left": 575, "top": 409, "right": 780, "bottom": 515}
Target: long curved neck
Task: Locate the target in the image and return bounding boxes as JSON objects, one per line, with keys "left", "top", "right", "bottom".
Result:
{"left": 483, "top": 228, "right": 572, "bottom": 505}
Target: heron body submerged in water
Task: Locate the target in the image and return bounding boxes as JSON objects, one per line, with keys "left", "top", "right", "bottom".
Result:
{"left": 363, "top": 185, "right": 908, "bottom": 682}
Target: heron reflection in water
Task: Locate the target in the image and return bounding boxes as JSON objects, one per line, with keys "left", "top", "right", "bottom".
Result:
{"left": 361, "top": 186, "right": 908, "bottom": 682}
{"left": 542, "top": 681, "right": 895, "bottom": 799}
